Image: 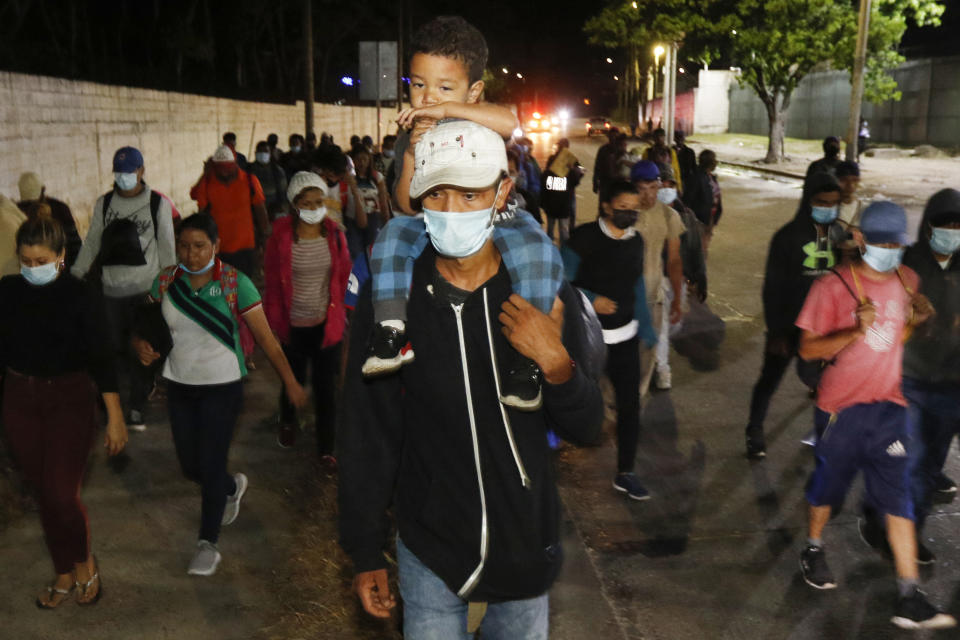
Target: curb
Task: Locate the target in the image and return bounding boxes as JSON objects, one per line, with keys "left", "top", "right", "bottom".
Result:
{"left": 718, "top": 159, "right": 805, "bottom": 180}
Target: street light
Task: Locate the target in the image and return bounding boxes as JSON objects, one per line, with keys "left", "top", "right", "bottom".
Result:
{"left": 516, "top": 72, "right": 523, "bottom": 79}
{"left": 605, "top": 57, "right": 613, "bottom": 64}
{"left": 613, "top": 75, "right": 619, "bottom": 81}
{"left": 502, "top": 67, "right": 509, "bottom": 74}
{"left": 631, "top": 1, "right": 638, "bottom": 7}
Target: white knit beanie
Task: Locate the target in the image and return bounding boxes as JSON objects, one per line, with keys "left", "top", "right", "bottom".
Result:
{"left": 287, "top": 171, "right": 328, "bottom": 205}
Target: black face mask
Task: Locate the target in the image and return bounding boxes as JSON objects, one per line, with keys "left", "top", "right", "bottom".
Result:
{"left": 610, "top": 209, "right": 639, "bottom": 229}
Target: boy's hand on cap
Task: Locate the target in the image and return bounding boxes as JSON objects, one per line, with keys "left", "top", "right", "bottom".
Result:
{"left": 398, "top": 104, "right": 448, "bottom": 128}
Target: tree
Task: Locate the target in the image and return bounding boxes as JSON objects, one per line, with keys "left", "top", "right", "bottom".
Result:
{"left": 584, "top": 1, "right": 691, "bottom": 132}
{"left": 703, "top": 0, "right": 943, "bottom": 163}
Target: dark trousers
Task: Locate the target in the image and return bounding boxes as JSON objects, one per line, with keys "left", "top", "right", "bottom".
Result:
{"left": 167, "top": 380, "right": 242, "bottom": 543}
{"left": 3, "top": 370, "right": 97, "bottom": 574}
{"left": 746, "top": 331, "right": 817, "bottom": 438}
{"left": 104, "top": 294, "right": 155, "bottom": 414}
{"left": 606, "top": 337, "right": 642, "bottom": 473}
{"left": 904, "top": 377, "right": 960, "bottom": 529}
{"left": 279, "top": 324, "right": 341, "bottom": 456}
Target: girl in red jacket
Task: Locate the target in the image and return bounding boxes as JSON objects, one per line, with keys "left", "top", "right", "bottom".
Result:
{"left": 264, "top": 172, "right": 351, "bottom": 462}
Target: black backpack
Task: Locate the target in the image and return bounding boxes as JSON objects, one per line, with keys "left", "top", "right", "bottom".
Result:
{"left": 98, "top": 190, "right": 162, "bottom": 266}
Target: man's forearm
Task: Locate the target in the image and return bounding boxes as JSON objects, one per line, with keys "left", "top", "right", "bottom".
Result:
{"left": 798, "top": 327, "right": 863, "bottom": 361}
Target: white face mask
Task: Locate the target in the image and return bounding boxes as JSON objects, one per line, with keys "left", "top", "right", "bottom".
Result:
{"left": 115, "top": 172, "right": 139, "bottom": 191}
{"left": 861, "top": 244, "right": 904, "bottom": 273}
{"left": 423, "top": 185, "right": 502, "bottom": 258}
{"left": 299, "top": 207, "right": 327, "bottom": 225}
{"left": 255, "top": 152, "right": 271, "bottom": 164}
{"left": 657, "top": 187, "right": 678, "bottom": 205}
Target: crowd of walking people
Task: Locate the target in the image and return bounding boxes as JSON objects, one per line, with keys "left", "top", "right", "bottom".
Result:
{"left": 0, "top": 12, "right": 958, "bottom": 637}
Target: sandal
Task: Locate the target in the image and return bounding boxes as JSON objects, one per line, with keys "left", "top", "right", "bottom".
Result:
{"left": 35, "top": 583, "right": 74, "bottom": 610}
{"left": 75, "top": 556, "right": 102, "bottom": 606}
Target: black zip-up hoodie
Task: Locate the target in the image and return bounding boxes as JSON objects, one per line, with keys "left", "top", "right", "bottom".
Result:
{"left": 338, "top": 248, "right": 604, "bottom": 602}
{"left": 902, "top": 188, "right": 960, "bottom": 386}
{"left": 762, "top": 173, "right": 842, "bottom": 337}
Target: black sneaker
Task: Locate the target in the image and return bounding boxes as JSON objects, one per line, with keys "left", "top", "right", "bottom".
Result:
{"left": 361, "top": 323, "right": 414, "bottom": 378}
{"left": 917, "top": 541, "right": 936, "bottom": 565}
{"left": 891, "top": 588, "right": 956, "bottom": 629}
{"left": 857, "top": 517, "right": 892, "bottom": 558}
{"left": 612, "top": 473, "right": 651, "bottom": 501}
{"left": 745, "top": 427, "right": 766, "bottom": 460}
{"left": 127, "top": 409, "right": 146, "bottom": 432}
{"left": 932, "top": 471, "right": 957, "bottom": 494}
{"left": 499, "top": 360, "right": 543, "bottom": 411}
{"left": 800, "top": 545, "right": 836, "bottom": 589}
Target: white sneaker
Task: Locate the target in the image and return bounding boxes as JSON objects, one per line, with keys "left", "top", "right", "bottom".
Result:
{"left": 187, "top": 540, "right": 221, "bottom": 576}
{"left": 655, "top": 367, "right": 672, "bottom": 390}
{"left": 221, "top": 473, "right": 248, "bottom": 525}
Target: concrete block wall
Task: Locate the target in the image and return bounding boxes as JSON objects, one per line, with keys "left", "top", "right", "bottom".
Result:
{"left": 694, "top": 70, "right": 737, "bottom": 134}
{"left": 0, "top": 71, "right": 387, "bottom": 235}
{"left": 726, "top": 55, "right": 960, "bottom": 148}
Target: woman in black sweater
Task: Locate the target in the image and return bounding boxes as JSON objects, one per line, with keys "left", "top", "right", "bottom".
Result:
{"left": 0, "top": 215, "right": 127, "bottom": 608}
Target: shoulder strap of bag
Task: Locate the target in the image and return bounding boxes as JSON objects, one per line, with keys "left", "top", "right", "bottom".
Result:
{"left": 149, "top": 190, "right": 161, "bottom": 239}
{"left": 219, "top": 263, "right": 241, "bottom": 326}
{"left": 155, "top": 265, "right": 180, "bottom": 300}
{"left": 829, "top": 267, "right": 862, "bottom": 303}
{"left": 101, "top": 190, "right": 114, "bottom": 223}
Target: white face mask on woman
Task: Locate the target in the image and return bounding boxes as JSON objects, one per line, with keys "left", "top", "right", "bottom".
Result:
{"left": 299, "top": 207, "right": 328, "bottom": 225}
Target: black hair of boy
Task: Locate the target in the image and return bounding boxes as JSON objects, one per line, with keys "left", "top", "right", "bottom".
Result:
{"left": 314, "top": 146, "right": 349, "bottom": 176}
{"left": 410, "top": 15, "right": 488, "bottom": 84}
{"left": 601, "top": 179, "right": 640, "bottom": 205}
{"left": 178, "top": 212, "right": 219, "bottom": 243}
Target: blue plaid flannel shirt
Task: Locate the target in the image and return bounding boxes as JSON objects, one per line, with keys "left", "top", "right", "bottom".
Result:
{"left": 369, "top": 207, "right": 563, "bottom": 320}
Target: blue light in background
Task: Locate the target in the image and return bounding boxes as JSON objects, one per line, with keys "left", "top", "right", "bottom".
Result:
{"left": 341, "top": 76, "right": 355, "bottom": 87}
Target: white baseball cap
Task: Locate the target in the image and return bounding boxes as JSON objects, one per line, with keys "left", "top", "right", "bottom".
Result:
{"left": 409, "top": 120, "right": 507, "bottom": 199}
{"left": 212, "top": 145, "right": 236, "bottom": 163}
{"left": 287, "top": 171, "right": 329, "bottom": 204}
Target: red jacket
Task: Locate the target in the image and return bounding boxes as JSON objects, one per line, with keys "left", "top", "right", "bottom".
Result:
{"left": 264, "top": 215, "right": 351, "bottom": 347}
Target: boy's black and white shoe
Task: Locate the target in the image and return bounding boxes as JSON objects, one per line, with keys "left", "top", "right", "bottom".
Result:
{"left": 361, "top": 321, "right": 415, "bottom": 378}
{"left": 499, "top": 360, "right": 543, "bottom": 411}
{"left": 612, "top": 473, "right": 651, "bottom": 501}
{"left": 127, "top": 409, "right": 146, "bottom": 432}
{"left": 745, "top": 427, "right": 766, "bottom": 460}
{"left": 800, "top": 545, "right": 836, "bottom": 590}
{"left": 891, "top": 588, "right": 956, "bottom": 629}
{"left": 932, "top": 471, "right": 957, "bottom": 494}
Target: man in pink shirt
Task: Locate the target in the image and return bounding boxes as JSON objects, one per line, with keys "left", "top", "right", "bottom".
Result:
{"left": 794, "top": 201, "right": 952, "bottom": 629}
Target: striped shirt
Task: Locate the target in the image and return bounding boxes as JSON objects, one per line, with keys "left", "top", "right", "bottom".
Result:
{"left": 291, "top": 236, "right": 332, "bottom": 327}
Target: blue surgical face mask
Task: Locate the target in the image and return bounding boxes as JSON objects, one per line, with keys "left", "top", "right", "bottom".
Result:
{"left": 382, "top": 149, "right": 395, "bottom": 159}
{"left": 929, "top": 227, "right": 960, "bottom": 255}
{"left": 811, "top": 205, "right": 839, "bottom": 224}
{"left": 115, "top": 172, "right": 139, "bottom": 191}
{"left": 256, "top": 152, "right": 271, "bottom": 164}
{"left": 179, "top": 256, "right": 215, "bottom": 275}
{"left": 657, "top": 187, "right": 678, "bottom": 205}
{"left": 424, "top": 187, "right": 501, "bottom": 258}
{"left": 290, "top": 145, "right": 302, "bottom": 154}
{"left": 861, "top": 244, "right": 904, "bottom": 273}
{"left": 20, "top": 261, "right": 60, "bottom": 286}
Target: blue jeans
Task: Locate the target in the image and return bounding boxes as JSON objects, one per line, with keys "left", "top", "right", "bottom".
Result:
{"left": 904, "top": 377, "right": 960, "bottom": 528}
{"left": 397, "top": 538, "right": 549, "bottom": 640}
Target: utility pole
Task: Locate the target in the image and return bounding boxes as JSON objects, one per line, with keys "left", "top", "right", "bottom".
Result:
{"left": 845, "top": 0, "right": 871, "bottom": 162}
{"left": 304, "top": 0, "right": 315, "bottom": 138}
{"left": 397, "top": 0, "right": 404, "bottom": 112}
{"left": 664, "top": 43, "right": 678, "bottom": 146}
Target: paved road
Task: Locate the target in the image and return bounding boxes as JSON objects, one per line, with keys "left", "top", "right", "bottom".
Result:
{"left": 1, "top": 133, "right": 956, "bottom": 639}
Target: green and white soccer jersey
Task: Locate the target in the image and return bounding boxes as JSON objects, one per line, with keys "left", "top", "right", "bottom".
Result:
{"left": 151, "top": 270, "right": 261, "bottom": 385}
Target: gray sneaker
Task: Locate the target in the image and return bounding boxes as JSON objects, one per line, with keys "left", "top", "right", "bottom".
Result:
{"left": 221, "top": 473, "right": 248, "bottom": 525}
{"left": 187, "top": 540, "right": 221, "bottom": 576}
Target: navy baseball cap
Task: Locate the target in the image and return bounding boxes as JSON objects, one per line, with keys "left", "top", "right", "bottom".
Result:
{"left": 113, "top": 146, "right": 144, "bottom": 173}
{"left": 860, "top": 201, "right": 908, "bottom": 245}
{"left": 630, "top": 160, "right": 660, "bottom": 182}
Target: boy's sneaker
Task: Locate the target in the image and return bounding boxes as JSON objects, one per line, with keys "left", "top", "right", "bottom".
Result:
{"left": 745, "top": 427, "right": 766, "bottom": 460}
{"left": 187, "top": 540, "right": 222, "bottom": 576}
{"left": 221, "top": 473, "right": 248, "bottom": 525}
{"left": 612, "top": 473, "right": 651, "bottom": 501}
{"left": 655, "top": 366, "right": 672, "bottom": 391}
{"left": 891, "top": 588, "right": 956, "bottom": 629}
{"left": 800, "top": 545, "right": 836, "bottom": 589}
{"left": 499, "top": 360, "right": 543, "bottom": 411}
{"left": 932, "top": 472, "right": 957, "bottom": 494}
{"left": 127, "top": 410, "right": 146, "bottom": 432}
{"left": 362, "top": 322, "right": 414, "bottom": 378}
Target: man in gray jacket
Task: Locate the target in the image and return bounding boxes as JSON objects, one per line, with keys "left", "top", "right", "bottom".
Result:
{"left": 72, "top": 146, "right": 176, "bottom": 430}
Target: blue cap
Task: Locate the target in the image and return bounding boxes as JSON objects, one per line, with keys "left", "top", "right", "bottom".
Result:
{"left": 113, "top": 146, "right": 143, "bottom": 173}
{"left": 630, "top": 160, "right": 660, "bottom": 182}
{"left": 860, "top": 200, "right": 908, "bottom": 245}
